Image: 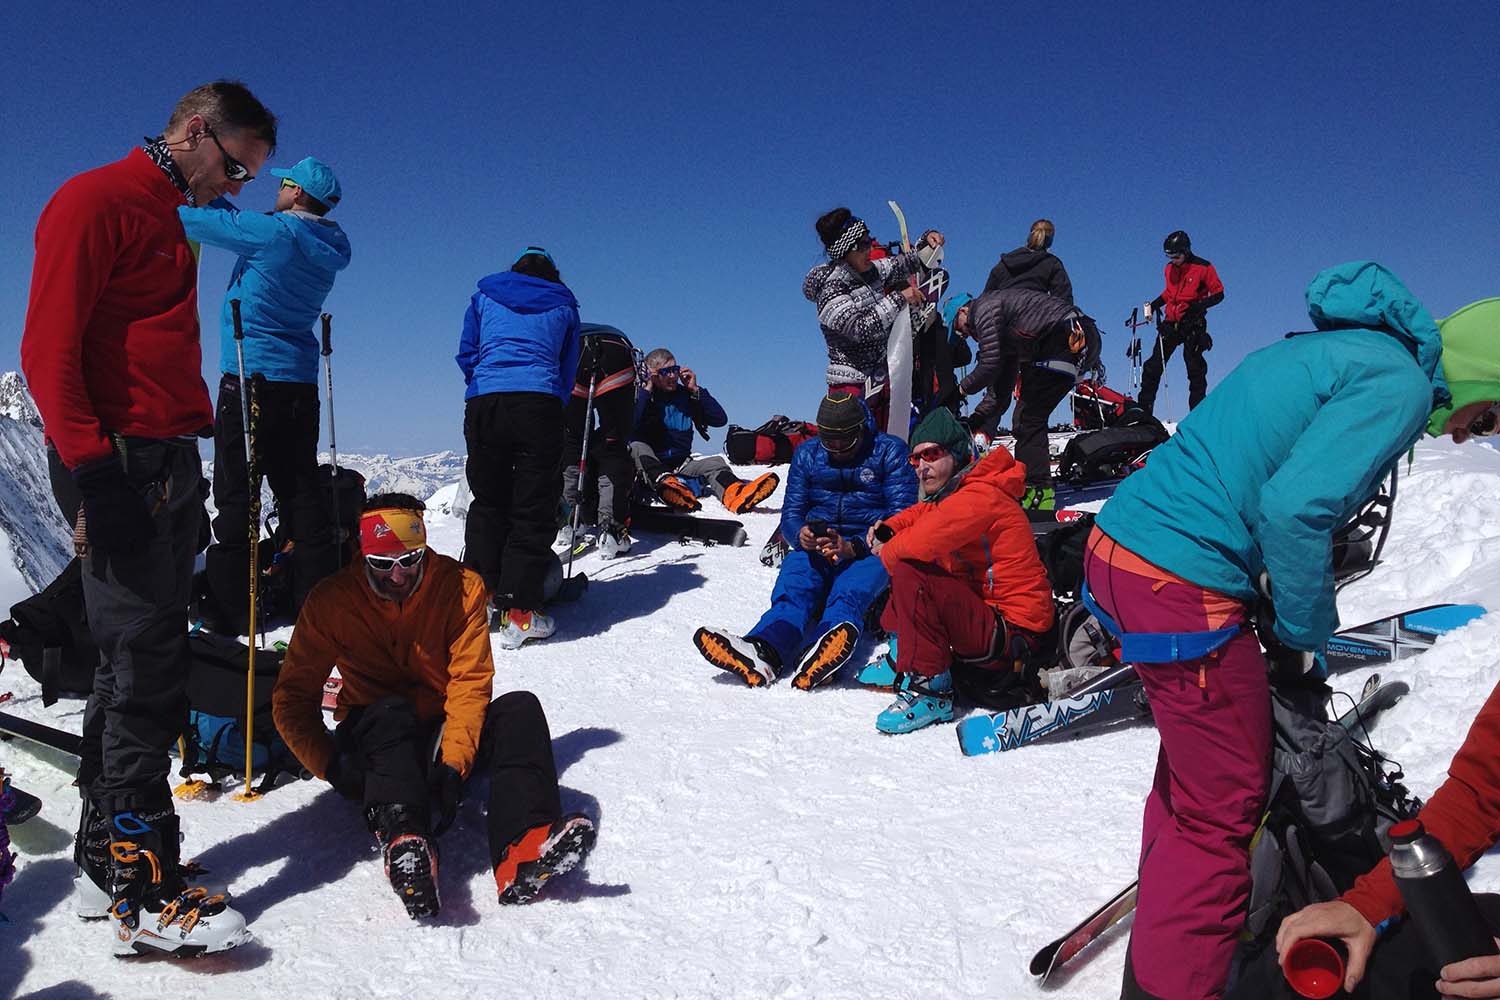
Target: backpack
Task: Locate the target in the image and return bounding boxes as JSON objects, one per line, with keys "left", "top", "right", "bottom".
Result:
{"left": 179, "top": 632, "right": 302, "bottom": 794}
{"left": 726, "top": 417, "right": 820, "bottom": 466}
{"left": 1242, "top": 683, "right": 1419, "bottom": 952}
{"left": 1072, "top": 379, "right": 1138, "bottom": 431}
{"left": 1057, "top": 414, "right": 1169, "bottom": 484}
{"left": 0, "top": 558, "right": 97, "bottom": 705}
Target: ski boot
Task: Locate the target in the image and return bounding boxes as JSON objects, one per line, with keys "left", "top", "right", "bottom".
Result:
{"left": 368, "top": 803, "right": 440, "bottom": 919}
{"left": 855, "top": 636, "right": 899, "bottom": 690}
{"left": 693, "top": 627, "right": 781, "bottom": 687}
{"left": 76, "top": 797, "right": 226, "bottom": 920}
{"left": 791, "top": 621, "right": 859, "bottom": 690}
{"left": 108, "top": 806, "right": 250, "bottom": 957}
{"left": 599, "top": 523, "right": 633, "bottom": 559}
{"left": 875, "top": 671, "right": 955, "bottom": 735}
{"left": 496, "top": 608, "right": 556, "bottom": 650}
{"left": 722, "top": 472, "right": 780, "bottom": 515}
{"left": 654, "top": 474, "right": 701, "bottom": 512}
{"left": 1021, "top": 485, "right": 1055, "bottom": 511}
{"left": 494, "top": 813, "right": 596, "bottom": 905}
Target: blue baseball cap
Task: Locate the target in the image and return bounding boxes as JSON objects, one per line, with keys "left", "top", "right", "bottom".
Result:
{"left": 942, "top": 292, "right": 974, "bottom": 330}
{"left": 270, "top": 156, "right": 342, "bottom": 209}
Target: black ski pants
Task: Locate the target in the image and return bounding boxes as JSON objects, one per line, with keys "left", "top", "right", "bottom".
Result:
{"left": 629, "top": 443, "right": 737, "bottom": 500}
{"left": 205, "top": 374, "right": 334, "bottom": 629}
{"left": 1224, "top": 894, "right": 1500, "bottom": 1000}
{"left": 562, "top": 371, "right": 636, "bottom": 529}
{"left": 463, "top": 391, "right": 565, "bottom": 610}
{"left": 335, "top": 692, "right": 563, "bottom": 866}
{"left": 1138, "top": 316, "right": 1210, "bottom": 415}
{"left": 73, "top": 438, "right": 204, "bottom": 814}
{"left": 1011, "top": 364, "right": 1075, "bottom": 488}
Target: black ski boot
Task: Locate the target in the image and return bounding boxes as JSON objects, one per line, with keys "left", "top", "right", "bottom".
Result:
{"left": 367, "top": 802, "right": 441, "bottom": 919}
{"left": 74, "top": 795, "right": 114, "bottom": 919}
{"left": 109, "top": 806, "right": 249, "bottom": 957}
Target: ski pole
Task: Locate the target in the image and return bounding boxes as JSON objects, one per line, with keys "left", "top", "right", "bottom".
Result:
{"left": 320, "top": 313, "right": 340, "bottom": 575}
{"left": 566, "top": 370, "right": 598, "bottom": 581}
{"left": 233, "top": 298, "right": 261, "bottom": 802}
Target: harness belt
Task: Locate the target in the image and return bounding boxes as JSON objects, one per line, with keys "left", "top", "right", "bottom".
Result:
{"left": 1080, "top": 582, "right": 1239, "bottom": 663}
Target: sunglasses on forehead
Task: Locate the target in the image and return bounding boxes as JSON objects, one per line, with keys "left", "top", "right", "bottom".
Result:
{"left": 365, "top": 548, "right": 426, "bottom": 572}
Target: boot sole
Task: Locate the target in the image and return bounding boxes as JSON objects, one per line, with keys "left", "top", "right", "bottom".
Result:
{"left": 386, "top": 834, "right": 441, "bottom": 919}
{"left": 498, "top": 820, "right": 597, "bottom": 905}
{"left": 657, "top": 481, "right": 702, "bottom": 512}
{"left": 792, "top": 625, "right": 857, "bottom": 690}
{"left": 693, "top": 628, "right": 767, "bottom": 687}
{"left": 726, "top": 476, "right": 779, "bottom": 514}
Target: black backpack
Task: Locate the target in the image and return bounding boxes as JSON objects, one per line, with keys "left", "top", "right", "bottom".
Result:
{"left": 179, "top": 632, "right": 302, "bottom": 794}
{"left": 0, "top": 558, "right": 97, "bottom": 705}
{"left": 1242, "top": 683, "right": 1419, "bottom": 950}
{"left": 1057, "top": 413, "right": 1169, "bottom": 484}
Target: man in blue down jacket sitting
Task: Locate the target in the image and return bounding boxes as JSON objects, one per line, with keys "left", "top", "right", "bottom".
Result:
{"left": 693, "top": 392, "right": 917, "bottom": 690}
{"left": 179, "top": 155, "right": 352, "bottom": 630}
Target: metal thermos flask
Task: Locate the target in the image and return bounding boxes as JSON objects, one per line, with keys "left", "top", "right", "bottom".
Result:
{"left": 1389, "top": 819, "right": 1498, "bottom": 968}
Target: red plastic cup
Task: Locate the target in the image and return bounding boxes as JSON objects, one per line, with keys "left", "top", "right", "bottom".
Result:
{"left": 1283, "top": 937, "right": 1345, "bottom": 999}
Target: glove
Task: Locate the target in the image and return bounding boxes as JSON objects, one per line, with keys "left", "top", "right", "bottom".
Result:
{"left": 429, "top": 763, "right": 464, "bottom": 835}
{"left": 72, "top": 457, "right": 155, "bottom": 553}
{"left": 324, "top": 752, "right": 365, "bottom": 801}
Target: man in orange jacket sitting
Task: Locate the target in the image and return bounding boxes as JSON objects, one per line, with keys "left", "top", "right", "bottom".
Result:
{"left": 862, "top": 408, "right": 1055, "bottom": 734}
{"left": 271, "top": 493, "right": 595, "bottom": 918}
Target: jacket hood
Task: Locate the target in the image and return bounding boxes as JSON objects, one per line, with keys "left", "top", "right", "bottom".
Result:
{"left": 477, "top": 271, "right": 579, "bottom": 314}
{"left": 803, "top": 261, "right": 836, "bottom": 303}
{"left": 1303, "top": 261, "right": 1449, "bottom": 417}
{"left": 287, "top": 212, "right": 352, "bottom": 273}
{"left": 1426, "top": 297, "right": 1500, "bottom": 435}
{"left": 931, "top": 445, "right": 1027, "bottom": 503}
{"left": 999, "top": 247, "right": 1047, "bottom": 275}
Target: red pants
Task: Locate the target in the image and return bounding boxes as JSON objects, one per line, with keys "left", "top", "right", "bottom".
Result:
{"left": 879, "top": 561, "right": 999, "bottom": 678}
{"left": 1084, "top": 529, "right": 1269, "bottom": 1000}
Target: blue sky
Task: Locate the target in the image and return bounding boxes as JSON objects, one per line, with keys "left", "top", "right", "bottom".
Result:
{"left": 2, "top": 3, "right": 1496, "bottom": 454}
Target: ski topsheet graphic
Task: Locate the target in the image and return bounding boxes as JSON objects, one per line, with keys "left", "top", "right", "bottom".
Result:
{"left": 957, "top": 603, "right": 1485, "bottom": 757}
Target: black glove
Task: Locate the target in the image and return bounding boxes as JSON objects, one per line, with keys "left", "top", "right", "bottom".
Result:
{"left": 324, "top": 752, "right": 365, "bottom": 801}
{"left": 72, "top": 457, "right": 155, "bottom": 553}
{"left": 429, "top": 763, "right": 464, "bottom": 835}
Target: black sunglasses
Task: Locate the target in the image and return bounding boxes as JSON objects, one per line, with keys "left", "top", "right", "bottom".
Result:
{"left": 653, "top": 365, "right": 681, "bottom": 377}
{"left": 202, "top": 125, "right": 254, "bottom": 182}
{"left": 365, "top": 548, "right": 426, "bottom": 572}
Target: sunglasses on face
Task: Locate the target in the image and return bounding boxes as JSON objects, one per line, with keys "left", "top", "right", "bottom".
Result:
{"left": 853, "top": 236, "right": 874, "bottom": 252}
{"left": 202, "top": 125, "right": 254, "bottom": 182}
{"left": 908, "top": 444, "right": 948, "bottom": 466}
{"left": 1468, "top": 404, "right": 1500, "bottom": 437}
{"left": 280, "top": 178, "right": 298, "bottom": 190}
{"left": 653, "top": 366, "right": 681, "bottom": 378}
{"left": 365, "top": 548, "right": 426, "bottom": 572}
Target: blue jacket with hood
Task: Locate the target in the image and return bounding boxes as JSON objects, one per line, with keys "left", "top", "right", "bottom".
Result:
{"left": 1096, "top": 261, "right": 1449, "bottom": 652}
{"left": 456, "top": 272, "right": 581, "bottom": 404}
{"left": 781, "top": 398, "right": 918, "bottom": 547}
{"left": 179, "top": 202, "right": 352, "bottom": 383}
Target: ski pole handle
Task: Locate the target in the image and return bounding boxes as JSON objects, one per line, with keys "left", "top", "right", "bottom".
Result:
{"left": 321, "top": 313, "right": 332, "bottom": 357}
{"left": 231, "top": 299, "right": 243, "bottom": 340}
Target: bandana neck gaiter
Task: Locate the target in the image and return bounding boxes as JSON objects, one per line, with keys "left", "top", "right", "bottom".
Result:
{"left": 141, "top": 135, "right": 197, "bottom": 206}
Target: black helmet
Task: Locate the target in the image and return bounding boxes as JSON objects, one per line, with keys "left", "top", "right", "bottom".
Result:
{"left": 1163, "top": 231, "right": 1191, "bottom": 256}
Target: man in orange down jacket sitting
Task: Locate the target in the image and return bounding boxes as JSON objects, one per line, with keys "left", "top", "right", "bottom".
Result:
{"left": 860, "top": 407, "right": 1055, "bottom": 734}
{"left": 271, "top": 493, "right": 595, "bottom": 919}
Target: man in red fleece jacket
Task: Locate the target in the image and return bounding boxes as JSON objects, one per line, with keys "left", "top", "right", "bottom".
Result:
{"left": 19, "top": 80, "right": 276, "bottom": 958}
{"left": 1271, "top": 681, "right": 1500, "bottom": 996}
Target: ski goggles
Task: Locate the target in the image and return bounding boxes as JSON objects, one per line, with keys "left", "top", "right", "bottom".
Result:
{"left": 1468, "top": 403, "right": 1500, "bottom": 437}
{"left": 908, "top": 443, "right": 948, "bottom": 466}
{"left": 365, "top": 547, "right": 426, "bottom": 573}
{"left": 820, "top": 427, "right": 863, "bottom": 457}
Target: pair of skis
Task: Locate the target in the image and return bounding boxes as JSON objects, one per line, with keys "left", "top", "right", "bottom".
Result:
{"left": 1029, "top": 672, "right": 1411, "bottom": 984}
{"left": 956, "top": 603, "right": 1486, "bottom": 757}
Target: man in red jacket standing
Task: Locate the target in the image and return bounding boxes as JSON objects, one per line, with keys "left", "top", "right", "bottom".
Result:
{"left": 20, "top": 80, "right": 277, "bottom": 957}
{"left": 1139, "top": 230, "right": 1225, "bottom": 415}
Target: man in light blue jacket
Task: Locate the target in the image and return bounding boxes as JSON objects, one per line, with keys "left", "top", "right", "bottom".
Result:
{"left": 180, "top": 155, "right": 352, "bottom": 631}
{"left": 1082, "top": 261, "right": 1500, "bottom": 1000}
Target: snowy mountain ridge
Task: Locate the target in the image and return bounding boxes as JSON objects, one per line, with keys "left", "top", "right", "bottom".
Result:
{"left": 0, "top": 373, "right": 71, "bottom": 612}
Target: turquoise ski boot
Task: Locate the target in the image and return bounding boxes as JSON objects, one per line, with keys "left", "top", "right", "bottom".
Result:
{"left": 875, "top": 671, "right": 955, "bottom": 735}
{"left": 855, "top": 636, "right": 899, "bottom": 689}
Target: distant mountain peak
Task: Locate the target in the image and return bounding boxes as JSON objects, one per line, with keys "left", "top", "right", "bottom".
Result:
{"left": 0, "top": 371, "right": 42, "bottom": 428}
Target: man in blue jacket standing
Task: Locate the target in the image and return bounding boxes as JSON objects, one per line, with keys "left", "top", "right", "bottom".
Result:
{"left": 631, "top": 347, "right": 779, "bottom": 518}
{"left": 456, "top": 248, "right": 581, "bottom": 649}
{"left": 693, "top": 392, "right": 917, "bottom": 689}
{"left": 180, "top": 155, "right": 352, "bottom": 631}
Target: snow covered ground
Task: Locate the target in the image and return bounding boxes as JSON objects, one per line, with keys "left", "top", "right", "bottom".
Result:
{"left": 4, "top": 439, "right": 1500, "bottom": 999}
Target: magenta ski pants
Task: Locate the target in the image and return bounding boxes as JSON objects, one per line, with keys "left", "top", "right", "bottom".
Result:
{"left": 1084, "top": 529, "right": 1270, "bottom": 1000}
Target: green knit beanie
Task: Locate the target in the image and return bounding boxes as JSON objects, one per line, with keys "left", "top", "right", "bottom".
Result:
{"left": 1427, "top": 298, "right": 1500, "bottom": 436}
{"left": 910, "top": 407, "right": 972, "bottom": 464}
